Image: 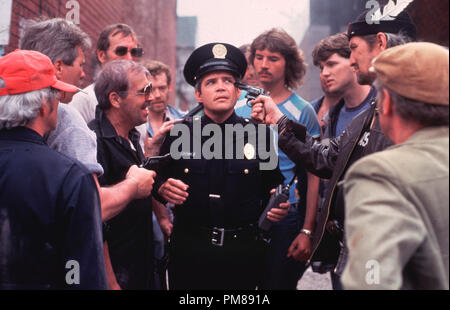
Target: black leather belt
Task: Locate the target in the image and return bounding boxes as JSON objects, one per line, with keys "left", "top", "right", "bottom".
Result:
{"left": 199, "top": 225, "right": 257, "bottom": 247}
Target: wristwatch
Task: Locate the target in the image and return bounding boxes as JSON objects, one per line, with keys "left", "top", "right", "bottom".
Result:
{"left": 300, "top": 228, "right": 313, "bottom": 238}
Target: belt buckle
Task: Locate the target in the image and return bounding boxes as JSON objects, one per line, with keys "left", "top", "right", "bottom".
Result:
{"left": 211, "top": 227, "right": 225, "bottom": 247}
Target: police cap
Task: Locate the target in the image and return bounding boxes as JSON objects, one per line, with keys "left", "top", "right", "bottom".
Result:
{"left": 183, "top": 43, "right": 247, "bottom": 87}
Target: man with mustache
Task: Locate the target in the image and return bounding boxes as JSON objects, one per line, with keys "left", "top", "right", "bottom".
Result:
{"left": 141, "top": 60, "right": 184, "bottom": 289}
{"left": 236, "top": 28, "right": 321, "bottom": 290}
{"left": 88, "top": 60, "right": 157, "bottom": 289}
{"left": 142, "top": 60, "right": 185, "bottom": 157}
{"left": 70, "top": 24, "right": 143, "bottom": 124}
{"left": 251, "top": 9, "right": 417, "bottom": 288}
{"left": 342, "top": 42, "right": 449, "bottom": 289}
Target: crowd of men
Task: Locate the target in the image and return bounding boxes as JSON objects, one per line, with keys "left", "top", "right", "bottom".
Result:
{"left": 0, "top": 4, "right": 448, "bottom": 290}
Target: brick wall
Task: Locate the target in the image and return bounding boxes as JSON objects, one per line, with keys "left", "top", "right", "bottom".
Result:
{"left": 6, "top": 0, "right": 177, "bottom": 105}
{"left": 408, "top": 0, "right": 449, "bottom": 47}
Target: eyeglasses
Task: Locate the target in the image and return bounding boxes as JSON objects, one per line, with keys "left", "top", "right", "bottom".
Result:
{"left": 135, "top": 82, "right": 153, "bottom": 98}
{"left": 118, "top": 82, "right": 152, "bottom": 98}
{"left": 113, "top": 46, "right": 144, "bottom": 58}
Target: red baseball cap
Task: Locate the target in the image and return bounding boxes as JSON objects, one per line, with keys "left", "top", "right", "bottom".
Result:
{"left": 0, "top": 49, "right": 78, "bottom": 96}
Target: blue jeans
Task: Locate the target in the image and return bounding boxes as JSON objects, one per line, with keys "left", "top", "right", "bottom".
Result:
{"left": 260, "top": 207, "right": 307, "bottom": 290}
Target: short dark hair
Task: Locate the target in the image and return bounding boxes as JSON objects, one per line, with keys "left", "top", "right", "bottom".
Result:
{"left": 95, "top": 60, "right": 149, "bottom": 110}
{"left": 376, "top": 79, "right": 449, "bottom": 127}
{"left": 20, "top": 18, "right": 91, "bottom": 65}
{"left": 96, "top": 24, "right": 137, "bottom": 63}
{"left": 250, "top": 28, "right": 307, "bottom": 89}
{"left": 141, "top": 60, "right": 172, "bottom": 86}
{"left": 312, "top": 33, "right": 350, "bottom": 67}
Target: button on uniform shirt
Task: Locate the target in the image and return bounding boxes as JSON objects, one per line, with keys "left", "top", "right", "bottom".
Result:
{"left": 89, "top": 107, "right": 154, "bottom": 290}
{"left": 155, "top": 113, "right": 284, "bottom": 229}
{"left": 153, "top": 112, "right": 284, "bottom": 289}
{"left": 0, "top": 127, "right": 107, "bottom": 290}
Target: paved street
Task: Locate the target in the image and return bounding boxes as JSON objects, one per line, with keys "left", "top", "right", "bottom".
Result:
{"left": 297, "top": 267, "right": 333, "bottom": 290}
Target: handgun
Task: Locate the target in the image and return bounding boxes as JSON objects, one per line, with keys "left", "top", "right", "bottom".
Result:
{"left": 141, "top": 153, "right": 173, "bottom": 173}
{"left": 235, "top": 82, "right": 270, "bottom": 106}
{"left": 141, "top": 152, "right": 194, "bottom": 173}
{"left": 258, "top": 184, "right": 290, "bottom": 231}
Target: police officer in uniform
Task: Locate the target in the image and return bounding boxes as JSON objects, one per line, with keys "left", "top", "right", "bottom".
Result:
{"left": 153, "top": 43, "right": 289, "bottom": 289}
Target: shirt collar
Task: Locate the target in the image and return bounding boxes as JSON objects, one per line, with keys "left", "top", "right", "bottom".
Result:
{"left": 96, "top": 106, "right": 117, "bottom": 139}
{"left": 147, "top": 113, "right": 171, "bottom": 138}
{"left": 0, "top": 127, "right": 47, "bottom": 145}
{"left": 95, "top": 107, "right": 144, "bottom": 160}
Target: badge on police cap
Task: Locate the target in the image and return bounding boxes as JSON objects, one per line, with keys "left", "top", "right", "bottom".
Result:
{"left": 243, "top": 143, "right": 256, "bottom": 160}
{"left": 212, "top": 44, "right": 228, "bottom": 59}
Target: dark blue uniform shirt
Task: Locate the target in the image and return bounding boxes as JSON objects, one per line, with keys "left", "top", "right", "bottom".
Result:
{"left": 155, "top": 113, "right": 284, "bottom": 229}
{"left": 0, "top": 127, "right": 107, "bottom": 290}
{"left": 154, "top": 112, "right": 285, "bottom": 289}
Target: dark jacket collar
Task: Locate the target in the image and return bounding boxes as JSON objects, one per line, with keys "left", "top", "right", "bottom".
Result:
{"left": 93, "top": 107, "right": 144, "bottom": 161}
{"left": 202, "top": 111, "right": 239, "bottom": 126}
{"left": 0, "top": 127, "right": 46, "bottom": 145}
{"left": 95, "top": 107, "right": 141, "bottom": 142}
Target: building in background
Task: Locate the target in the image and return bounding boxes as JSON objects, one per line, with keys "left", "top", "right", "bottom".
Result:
{"left": 2, "top": 0, "right": 448, "bottom": 109}
{"left": 175, "top": 16, "right": 197, "bottom": 112}
{"left": 1, "top": 0, "right": 177, "bottom": 96}
{"left": 0, "top": 0, "right": 13, "bottom": 57}
{"left": 297, "top": 0, "right": 449, "bottom": 102}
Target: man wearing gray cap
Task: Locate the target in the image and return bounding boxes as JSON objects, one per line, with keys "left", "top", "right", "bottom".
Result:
{"left": 342, "top": 42, "right": 449, "bottom": 290}
{"left": 153, "top": 42, "right": 289, "bottom": 289}
{"left": 251, "top": 6, "right": 418, "bottom": 289}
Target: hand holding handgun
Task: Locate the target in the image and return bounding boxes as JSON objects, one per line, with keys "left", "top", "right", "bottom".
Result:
{"left": 235, "top": 82, "right": 269, "bottom": 107}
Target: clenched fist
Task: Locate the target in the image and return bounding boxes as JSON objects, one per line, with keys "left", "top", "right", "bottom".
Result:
{"left": 126, "top": 165, "right": 156, "bottom": 199}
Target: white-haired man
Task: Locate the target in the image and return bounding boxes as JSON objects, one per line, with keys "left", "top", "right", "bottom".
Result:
{"left": 0, "top": 50, "right": 107, "bottom": 289}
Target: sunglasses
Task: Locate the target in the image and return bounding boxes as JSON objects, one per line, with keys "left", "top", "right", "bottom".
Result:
{"left": 114, "top": 46, "right": 144, "bottom": 58}
{"left": 135, "top": 82, "right": 153, "bottom": 98}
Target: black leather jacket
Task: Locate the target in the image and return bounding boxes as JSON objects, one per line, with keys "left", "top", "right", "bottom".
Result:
{"left": 278, "top": 101, "right": 393, "bottom": 263}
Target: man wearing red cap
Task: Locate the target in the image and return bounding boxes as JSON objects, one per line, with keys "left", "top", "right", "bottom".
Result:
{"left": 0, "top": 50, "right": 107, "bottom": 289}
{"left": 20, "top": 18, "right": 155, "bottom": 290}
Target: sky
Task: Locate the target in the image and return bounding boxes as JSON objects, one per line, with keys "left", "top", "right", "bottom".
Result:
{"left": 177, "top": 0, "right": 310, "bottom": 48}
{"left": 0, "top": 0, "right": 13, "bottom": 45}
